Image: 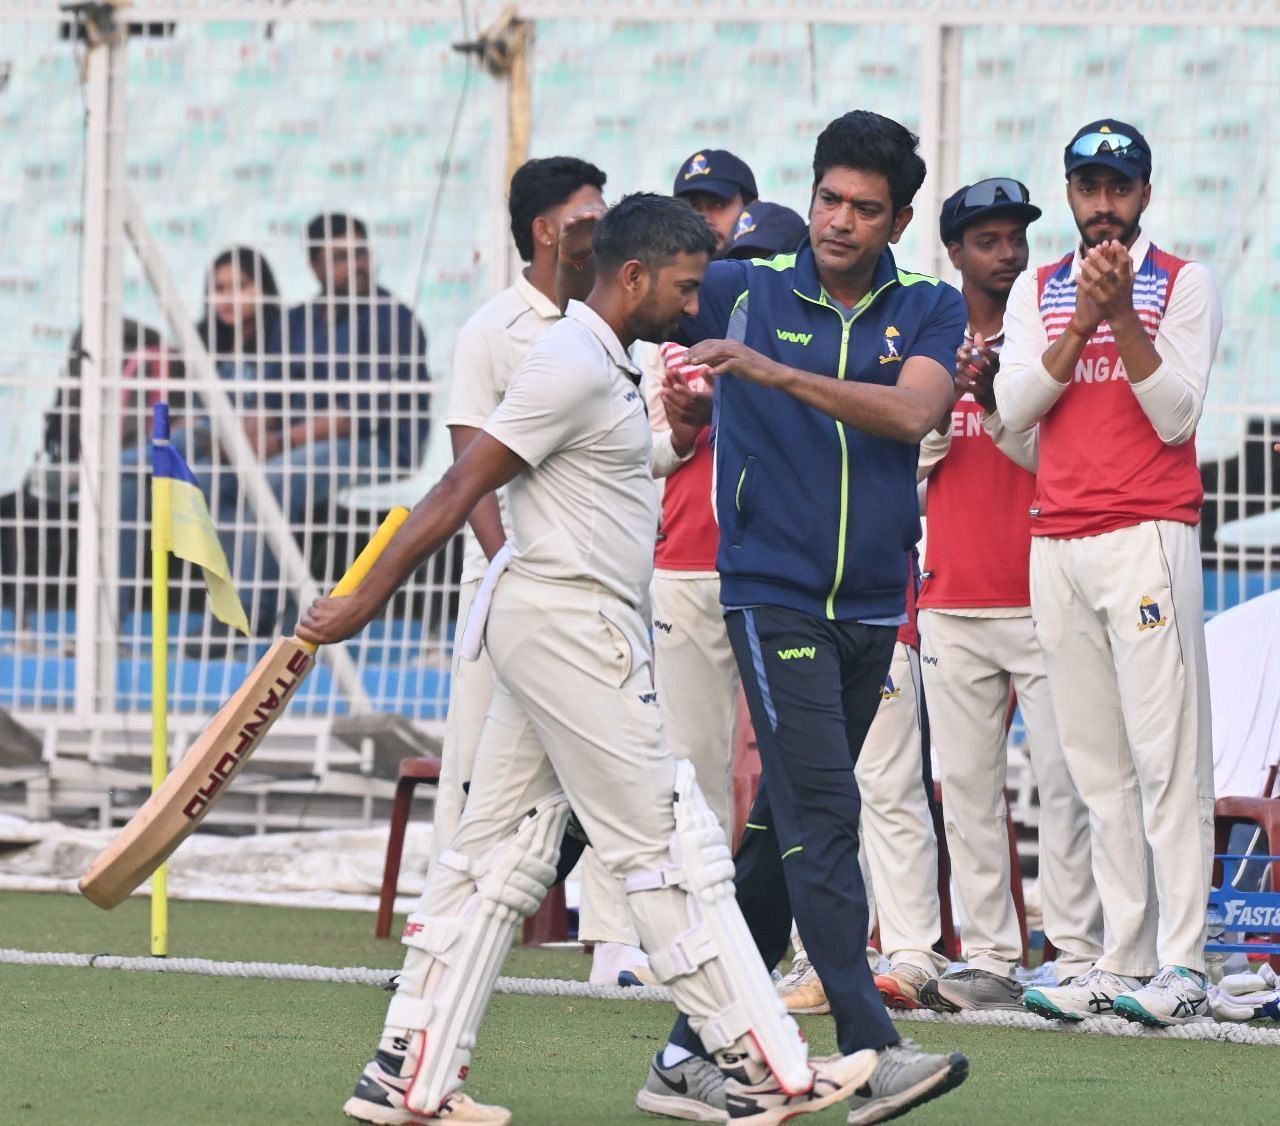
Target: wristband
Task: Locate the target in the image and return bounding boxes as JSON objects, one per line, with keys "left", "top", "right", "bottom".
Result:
{"left": 1062, "top": 319, "right": 1091, "bottom": 344}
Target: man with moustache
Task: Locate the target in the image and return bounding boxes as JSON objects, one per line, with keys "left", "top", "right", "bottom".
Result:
{"left": 914, "top": 178, "right": 1102, "bottom": 1013}
{"left": 647, "top": 110, "right": 971, "bottom": 1124}
{"left": 996, "top": 120, "right": 1223, "bottom": 1026}
{"left": 304, "top": 195, "right": 880, "bottom": 1126}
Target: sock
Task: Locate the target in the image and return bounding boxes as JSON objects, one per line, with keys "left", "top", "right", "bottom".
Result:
{"left": 660, "top": 1044, "right": 694, "bottom": 1068}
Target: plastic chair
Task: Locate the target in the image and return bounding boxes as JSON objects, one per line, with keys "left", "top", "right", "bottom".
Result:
{"left": 375, "top": 754, "right": 442, "bottom": 939}
{"left": 374, "top": 753, "right": 571, "bottom": 946}
{"left": 1212, "top": 763, "right": 1280, "bottom": 973}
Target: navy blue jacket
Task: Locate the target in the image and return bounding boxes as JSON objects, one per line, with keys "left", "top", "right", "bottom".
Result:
{"left": 678, "top": 242, "right": 965, "bottom": 622}
{"left": 267, "top": 286, "right": 430, "bottom": 469}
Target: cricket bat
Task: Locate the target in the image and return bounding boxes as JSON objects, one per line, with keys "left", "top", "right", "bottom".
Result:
{"left": 79, "top": 505, "right": 411, "bottom": 909}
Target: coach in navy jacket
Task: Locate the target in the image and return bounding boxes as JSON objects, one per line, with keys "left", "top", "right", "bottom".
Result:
{"left": 683, "top": 238, "right": 961, "bottom": 623}
{"left": 664, "top": 111, "right": 966, "bottom": 1078}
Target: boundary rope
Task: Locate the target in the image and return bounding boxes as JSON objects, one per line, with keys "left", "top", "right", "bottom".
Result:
{"left": 3, "top": 948, "right": 1279, "bottom": 1046}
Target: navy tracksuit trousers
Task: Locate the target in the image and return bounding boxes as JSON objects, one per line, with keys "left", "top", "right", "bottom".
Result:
{"left": 671, "top": 604, "right": 901, "bottom": 1057}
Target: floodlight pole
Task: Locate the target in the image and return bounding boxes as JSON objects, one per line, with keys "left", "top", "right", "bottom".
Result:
{"left": 70, "top": 0, "right": 128, "bottom": 722}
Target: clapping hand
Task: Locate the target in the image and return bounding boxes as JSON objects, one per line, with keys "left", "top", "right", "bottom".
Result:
{"left": 1078, "top": 240, "right": 1134, "bottom": 324}
{"left": 955, "top": 332, "right": 999, "bottom": 413}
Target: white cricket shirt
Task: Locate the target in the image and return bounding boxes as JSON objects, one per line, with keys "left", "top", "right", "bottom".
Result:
{"left": 445, "top": 272, "right": 562, "bottom": 582}
{"left": 483, "top": 300, "right": 660, "bottom": 609}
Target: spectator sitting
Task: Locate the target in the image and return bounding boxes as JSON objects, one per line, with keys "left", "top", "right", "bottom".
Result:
{"left": 221, "top": 216, "right": 429, "bottom": 639}
{"left": 269, "top": 212, "right": 430, "bottom": 473}
{"left": 1, "top": 319, "right": 174, "bottom": 618}
{"left": 118, "top": 246, "right": 281, "bottom": 626}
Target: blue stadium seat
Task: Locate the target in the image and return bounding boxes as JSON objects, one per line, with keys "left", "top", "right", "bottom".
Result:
{"left": 361, "top": 663, "right": 449, "bottom": 721}
{"left": 1203, "top": 566, "right": 1280, "bottom": 615}
{"left": 0, "top": 654, "right": 76, "bottom": 710}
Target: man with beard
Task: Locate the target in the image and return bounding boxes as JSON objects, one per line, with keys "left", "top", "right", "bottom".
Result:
{"left": 637, "top": 110, "right": 971, "bottom": 1125}
{"left": 235, "top": 213, "right": 430, "bottom": 635}
{"left": 301, "top": 194, "right": 878, "bottom": 1126}
{"left": 432, "top": 156, "right": 607, "bottom": 863}
{"left": 996, "top": 120, "right": 1223, "bottom": 1026}
{"left": 914, "top": 178, "right": 1103, "bottom": 1014}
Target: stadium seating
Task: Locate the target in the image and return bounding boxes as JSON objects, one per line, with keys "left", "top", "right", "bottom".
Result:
{"left": 0, "top": 11, "right": 1275, "bottom": 837}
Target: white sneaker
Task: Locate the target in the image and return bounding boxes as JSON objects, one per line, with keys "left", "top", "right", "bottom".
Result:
{"left": 776, "top": 953, "right": 831, "bottom": 1014}
{"left": 725, "top": 1052, "right": 878, "bottom": 1124}
{"left": 776, "top": 953, "right": 814, "bottom": 998}
{"left": 1023, "top": 967, "right": 1142, "bottom": 1021}
{"left": 1113, "top": 966, "right": 1210, "bottom": 1026}
{"left": 343, "top": 1050, "right": 511, "bottom": 1124}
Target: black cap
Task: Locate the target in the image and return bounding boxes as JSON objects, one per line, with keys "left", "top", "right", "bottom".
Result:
{"left": 939, "top": 178, "right": 1041, "bottom": 245}
{"left": 725, "top": 202, "right": 808, "bottom": 260}
{"left": 672, "top": 150, "right": 758, "bottom": 203}
{"left": 1064, "top": 119, "right": 1152, "bottom": 180}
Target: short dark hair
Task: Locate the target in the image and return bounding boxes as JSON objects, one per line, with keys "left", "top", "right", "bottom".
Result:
{"left": 812, "top": 111, "right": 926, "bottom": 213}
{"left": 592, "top": 193, "right": 717, "bottom": 274}
{"left": 305, "top": 212, "right": 368, "bottom": 256}
{"left": 509, "top": 156, "right": 608, "bottom": 262}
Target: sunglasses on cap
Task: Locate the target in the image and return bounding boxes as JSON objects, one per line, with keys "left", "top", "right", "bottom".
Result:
{"left": 1068, "top": 132, "right": 1149, "bottom": 162}
{"left": 957, "top": 178, "right": 1032, "bottom": 209}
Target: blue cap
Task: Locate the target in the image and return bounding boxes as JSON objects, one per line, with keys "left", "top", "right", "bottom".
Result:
{"left": 1064, "top": 119, "right": 1152, "bottom": 180}
{"left": 725, "top": 202, "right": 808, "bottom": 260}
{"left": 672, "top": 149, "right": 758, "bottom": 203}
{"left": 939, "top": 178, "right": 1041, "bottom": 244}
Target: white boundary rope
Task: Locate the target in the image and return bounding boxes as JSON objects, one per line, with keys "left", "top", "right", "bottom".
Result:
{"left": 4, "top": 948, "right": 1280, "bottom": 1046}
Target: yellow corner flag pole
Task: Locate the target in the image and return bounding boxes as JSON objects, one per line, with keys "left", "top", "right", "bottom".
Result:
{"left": 147, "top": 399, "right": 251, "bottom": 955}
{"left": 149, "top": 404, "right": 171, "bottom": 956}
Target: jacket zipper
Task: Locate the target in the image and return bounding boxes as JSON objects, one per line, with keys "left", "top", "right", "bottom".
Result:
{"left": 795, "top": 281, "right": 895, "bottom": 619}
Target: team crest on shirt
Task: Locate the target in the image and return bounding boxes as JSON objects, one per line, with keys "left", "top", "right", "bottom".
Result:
{"left": 1138, "top": 595, "right": 1168, "bottom": 631}
{"left": 733, "top": 209, "right": 757, "bottom": 239}
{"left": 880, "top": 675, "right": 901, "bottom": 700}
{"left": 683, "top": 152, "right": 712, "bottom": 180}
{"left": 879, "top": 326, "right": 903, "bottom": 365}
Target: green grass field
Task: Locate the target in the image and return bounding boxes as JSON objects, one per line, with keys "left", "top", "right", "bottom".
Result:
{"left": 1, "top": 891, "right": 1274, "bottom": 1125}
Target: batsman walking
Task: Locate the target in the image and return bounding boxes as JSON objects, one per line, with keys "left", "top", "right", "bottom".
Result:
{"left": 300, "top": 194, "right": 877, "bottom": 1125}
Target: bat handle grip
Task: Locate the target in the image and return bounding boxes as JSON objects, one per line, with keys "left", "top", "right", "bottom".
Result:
{"left": 298, "top": 505, "right": 411, "bottom": 653}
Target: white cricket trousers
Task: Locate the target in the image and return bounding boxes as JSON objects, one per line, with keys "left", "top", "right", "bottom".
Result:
{"left": 430, "top": 578, "right": 490, "bottom": 863}
{"left": 579, "top": 572, "right": 738, "bottom": 945}
{"left": 442, "top": 570, "right": 765, "bottom": 1031}
{"left": 1030, "top": 520, "right": 1214, "bottom": 976}
{"left": 854, "top": 641, "right": 947, "bottom": 977}
{"left": 918, "top": 610, "right": 1102, "bottom": 979}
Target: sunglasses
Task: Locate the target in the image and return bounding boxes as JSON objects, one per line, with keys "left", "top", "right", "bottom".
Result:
{"left": 1068, "top": 132, "right": 1149, "bottom": 162}
{"left": 958, "top": 178, "right": 1032, "bottom": 210}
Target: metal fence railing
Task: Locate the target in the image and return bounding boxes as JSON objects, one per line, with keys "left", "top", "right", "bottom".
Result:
{"left": 0, "top": 0, "right": 1275, "bottom": 823}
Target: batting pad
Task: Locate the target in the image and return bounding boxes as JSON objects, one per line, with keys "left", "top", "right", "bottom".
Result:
{"left": 384, "top": 795, "right": 570, "bottom": 1114}
{"left": 625, "top": 760, "right": 811, "bottom": 1094}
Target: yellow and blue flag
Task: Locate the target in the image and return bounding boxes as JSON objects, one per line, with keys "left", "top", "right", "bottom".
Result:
{"left": 151, "top": 403, "right": 250, "bottom": 635}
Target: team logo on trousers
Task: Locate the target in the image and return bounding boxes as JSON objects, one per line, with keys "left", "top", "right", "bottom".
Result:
{"left": 880, "top": 675, "right": 901, "bottom": 700}
{"left": 1138, "top": 595, "right": 1167, "bottom": 631}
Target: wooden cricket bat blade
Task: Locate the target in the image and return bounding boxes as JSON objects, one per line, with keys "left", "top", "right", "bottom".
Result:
{"left": 79, "top": 637, "right": 315, "bottom": 909}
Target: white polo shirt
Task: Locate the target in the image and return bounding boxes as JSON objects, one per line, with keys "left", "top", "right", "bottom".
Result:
{"left": 483, "top": 300, "right": 659, "bottom": 609}
{"left": 446, "top": 272, "right": 562, "bottom": 582}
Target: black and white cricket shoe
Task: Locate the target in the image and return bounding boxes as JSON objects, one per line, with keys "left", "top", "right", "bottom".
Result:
{"left": 723, "top": 1051, "right": 878, "bottom": 1124}
{"left": 342, "top": 1049, "right": 511, "bottom": 1125}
